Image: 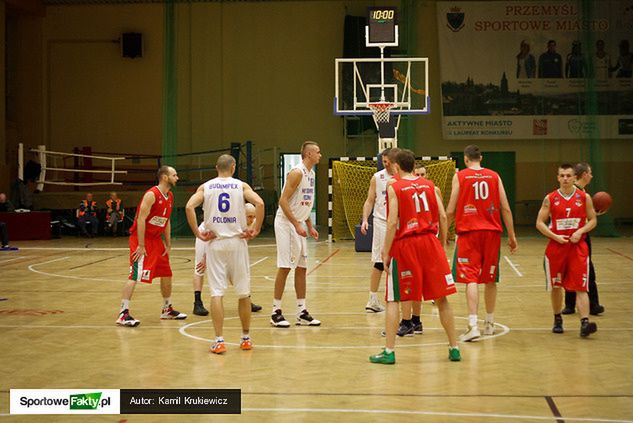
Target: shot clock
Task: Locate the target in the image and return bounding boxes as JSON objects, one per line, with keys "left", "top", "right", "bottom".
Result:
{"left": 367, "top": 6, "right": 398, "bottom": 46}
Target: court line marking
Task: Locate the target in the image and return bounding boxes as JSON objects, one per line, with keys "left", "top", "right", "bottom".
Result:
{"left": 178, "top": 313, "right": 511, "bottom": 349}
{"left": 69, "top": 255, "right": 121, "bottom": 270}
{"left": 3, "top": 324, "right": 631, "bottom": 331}
{"left": 26, "top": 255, "right": 267, "bottom": 282}
{"left": 16, "top": 241, "right": 328, "bottom": 252}
{"left": 0, "top": 409, "right": 627, "bottom": 422}
{"left": 250, "top": 256, "right": 268, "bottom": 267}
{"left": 607, "top": 248, "right": 633, "bottom": 262}
{"left": 307, "top": 249, "right": 341, "bottom": 276}
{"left": 504, "top": 255, "right": 523, "bottom": 277}
{"left": 239, "top": 407, "right": 633, "bottom": 422}
{"left": 0, "top": 256, "right": 28, "bottom": 264}
{"left": 545, "top": 395, "right": 565, "bottom": 423}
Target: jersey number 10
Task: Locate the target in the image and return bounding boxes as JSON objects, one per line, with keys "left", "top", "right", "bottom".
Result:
{"left": 472, "top": 181, "right": 489, "bottom": 200}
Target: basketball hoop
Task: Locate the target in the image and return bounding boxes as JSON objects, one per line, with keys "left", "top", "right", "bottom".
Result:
{"left": 368, "top": 102, "right": 395, "bottom": 124}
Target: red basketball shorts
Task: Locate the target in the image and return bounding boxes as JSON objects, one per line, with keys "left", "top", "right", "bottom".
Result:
{"left": 544, "top": 240, "right": 589, "bottom": 292}
{"left": 128, "top": 234, "right": 172, "bottom": 283}
{"left": 453, "top": 230, "right": 501, "bottom": 284}
{"left": 386, "top": 233, "right": 457, "bottom": 302}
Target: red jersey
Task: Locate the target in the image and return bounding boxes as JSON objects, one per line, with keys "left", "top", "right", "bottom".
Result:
{"left": 455, "top": 167, "right": 502, "bottom": 234}
{"left": 547, "top": 187, "right": 587, "bottom": 238}
{"left": 129, "top": 186, "right": 174, "bottom": 239}
{"left": 391, "top": 176, "right": 439, "bottom": 241}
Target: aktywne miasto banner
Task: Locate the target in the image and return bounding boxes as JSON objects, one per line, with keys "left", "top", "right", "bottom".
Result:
{"left": 437, "top": 1, "right": 633, "bottom": 139}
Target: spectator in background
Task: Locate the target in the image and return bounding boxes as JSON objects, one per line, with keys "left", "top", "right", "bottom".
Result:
{"left": 105, "top": 192, "right": 124, "bottom": 236}
{"left": 0, "top": 193, "right": 15, "bottom": 213}
{"left": 0, "top": 193, "right": 17, "bottom": 250}
{"left": 77, "top": 193, "right": 99, "bottom": 237}
{"left": 516, "top": 40, "right": 536, "bottom": 78}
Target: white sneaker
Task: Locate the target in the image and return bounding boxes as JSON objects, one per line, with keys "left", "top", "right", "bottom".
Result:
{"left": 483, "top": 321, "right": 495, "bottom": 336}
{"left": 270, "top": 309, "right": 291, "bottom": 328}
{"left": 160, "top": 305, "right": 187, "bottom": 320}
{"left": 365, "top": 298, "right": 385, "bottom": 313}
{"left": 459, "top": 325, "right": 481, "bottom": 342}
{"left": 116, "top": 309, "right": 140, "bottom": 327}
{"left": 296, "top": 309, "right": 321, "bottom": 326}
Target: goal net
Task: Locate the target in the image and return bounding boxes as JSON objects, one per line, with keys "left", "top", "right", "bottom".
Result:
{"left": 328, "top": 156, "right": 456, "bottom": 241}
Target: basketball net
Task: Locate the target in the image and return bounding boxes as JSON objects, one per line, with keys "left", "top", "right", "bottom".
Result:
{"left": 369, "top": 102, "right": 398, "bottom": 150}
{"left": 368, "top": 102, "right": 394, "bottom": 125}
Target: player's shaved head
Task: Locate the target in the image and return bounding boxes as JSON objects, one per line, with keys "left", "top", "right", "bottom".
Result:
{"left": 395, "top": 149, "right": 416, "bottom": 173}
{"left": 245, "top": 202, "right": 256, "bottom": 215}
{"left": 216, "top": 154, "right": 236, "bottom": 172}
{"left": 301, "top": 141, "right": 319, "bottom": 159}
{"left": 157, "top": 165, "right": 175, "bottom": 180}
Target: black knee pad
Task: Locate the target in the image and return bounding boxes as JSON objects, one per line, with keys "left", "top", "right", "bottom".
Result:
{"left": 374, "top": 262, "right": 384, "bottom": 272}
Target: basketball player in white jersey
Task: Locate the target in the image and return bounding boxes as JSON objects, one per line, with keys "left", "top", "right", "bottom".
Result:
{"left": 185, "top": 154, "right": 265, "bottom": 354}
{"left": 360, "top": 148, "right": 396, "bottom": 313}
{"left": 271, "top": 141, "right": 321, "bottom": 327}
{"left": 191, "top": 203, "right": 263, "bottom": 316}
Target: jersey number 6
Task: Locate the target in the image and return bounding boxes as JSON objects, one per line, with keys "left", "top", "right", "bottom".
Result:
{"left": 218, "top": 193, "right": 231, "bottom": 212}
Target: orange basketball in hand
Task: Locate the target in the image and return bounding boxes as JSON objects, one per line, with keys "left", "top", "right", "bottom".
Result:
{"left": 592, "top": 191, "right": 612, "bottom": 213}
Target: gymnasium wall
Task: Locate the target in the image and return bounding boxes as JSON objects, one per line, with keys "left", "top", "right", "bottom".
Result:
{"left": 7, "top": 0, "right": 633, "bottom": 225}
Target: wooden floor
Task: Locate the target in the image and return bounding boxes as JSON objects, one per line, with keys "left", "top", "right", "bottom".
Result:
{"left": 1, "top": 231, "right": 633, "bottom": 422}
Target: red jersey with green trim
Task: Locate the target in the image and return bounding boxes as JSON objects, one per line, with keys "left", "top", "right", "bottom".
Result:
{"left": 547, "top": 187, "right": 587, "bottom": 238}
{"left": 130, "top": 186, "right": 174, "bottom": 238}
{"left": 391, "top": 176, "right": 439, "bottom": 240}
{"left": 455, "top": 167, "right": 502, "bottom": 234}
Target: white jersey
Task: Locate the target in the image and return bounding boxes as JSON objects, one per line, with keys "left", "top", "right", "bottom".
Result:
{"left": 203, "top": 176, "right": 246, "bottom": 239}
{"left": 373, "top": 169, "right": 390, "bottom": 221}
{"left": 276, "top": 162, "right": 315, "bottom": 222}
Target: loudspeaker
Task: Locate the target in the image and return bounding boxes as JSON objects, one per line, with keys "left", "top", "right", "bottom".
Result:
{"left": 121, "top": 32, "right": 143, "bottom": 58}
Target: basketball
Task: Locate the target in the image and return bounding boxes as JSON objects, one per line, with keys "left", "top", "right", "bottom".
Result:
{"left": 592, "top": 191, "right": 613, "bottom": 212}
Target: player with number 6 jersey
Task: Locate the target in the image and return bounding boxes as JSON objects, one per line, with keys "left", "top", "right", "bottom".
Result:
{"left": 185, "top": 154, "right": 265, "bottom": 354}
{"left": 446, "top": 145, "right": 517, "bottom": 342}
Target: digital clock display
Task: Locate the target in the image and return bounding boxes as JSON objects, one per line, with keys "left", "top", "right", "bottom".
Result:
{"left": 368, "top": 7, "right": 397, "bottom": 44}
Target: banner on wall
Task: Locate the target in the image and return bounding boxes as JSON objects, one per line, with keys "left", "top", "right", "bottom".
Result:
{"left": 436, "top": 1, "right": 633, "bottom": 139}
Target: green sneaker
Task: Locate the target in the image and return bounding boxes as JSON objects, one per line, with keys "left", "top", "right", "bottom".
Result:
{"left": 448, "top": 347, "right": 461, "bottom": 362}
{"left": 369, "top": 349, "right": 395, "bottom": 364}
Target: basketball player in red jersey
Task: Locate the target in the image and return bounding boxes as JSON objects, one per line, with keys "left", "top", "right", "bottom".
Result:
{"left": 116, "top": 166, "right": 187, "bottom": 326}
{"left": 370, "top": 149, "right": 460, "bottom": 364}
{"left": 536, "top": 163, "right": 597, "bottom": 337}
{"left": 446, "top": 145, "right": 517, "bottom": 342}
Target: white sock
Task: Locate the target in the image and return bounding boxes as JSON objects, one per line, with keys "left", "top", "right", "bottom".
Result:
{"left": 215, "top": 336, "right": 224, "bottom": 343}
{"left": 163, "top": 297, "right": 171, "bottom": 309}
{"left": 272, "top": 299, "right": 282, "bottom": 313}
{"left": 241, "top": 333, "right": 250, "bottom": 340}
{"left": 297, "top": 299, "right": 306, "bottom": 314}
{"left": 468, "top": 314, "right": 478, "bottom": 327}
{"left": 385, "top": 347, "right": 393, "bottom": 354}
{"left": 120, "top": 299, "right": 130, "bottom": 312}
{"left": 486, "top": 313, "right": 494, "bottom": 323}
{"left": 369, "top": 292, "right": 378, "bottom": 301}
